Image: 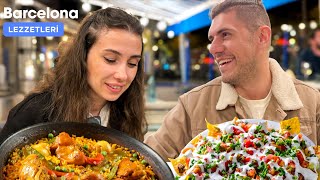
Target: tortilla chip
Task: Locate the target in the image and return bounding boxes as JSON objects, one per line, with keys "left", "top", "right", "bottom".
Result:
{"left": 280, "top": 117, "right": 300, "bottom": 135}
{"left": 205, "top": 118, "right": 221, "bottom": 137}
{"left": 190, "top": 136, "right": 201, "bottom": 146}
{"left": 232, "top": 117, "right": 239, "bottom": 125}
{"left": 315, "top": 146, "right": 320, "bottom": 159}
{"left": 169, "top": 156, "right": 187, "bottom": 176}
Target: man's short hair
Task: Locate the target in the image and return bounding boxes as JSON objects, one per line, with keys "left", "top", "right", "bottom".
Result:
{"left": 210, "top": 0, "right": 271, "bottom": 32}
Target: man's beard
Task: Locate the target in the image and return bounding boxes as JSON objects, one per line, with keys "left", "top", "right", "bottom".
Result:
{"left": 221, "top": 61, "right": 257, "bottom": 86}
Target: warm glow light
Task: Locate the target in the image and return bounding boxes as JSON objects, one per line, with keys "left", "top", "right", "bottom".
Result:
{"left": 299, "top": 23, "right": 306, "bottom": 30}
{"left": 289, "top": 38, "right": 296, "bottom": 45}
{"left": 152, "top": 45, "right": 158, "bottom": 51}
{"left": 143, "top": 37, "right": 148, "bottom": 44}
{"left": 170, "top": 64, "right": 177, "bottom": 71}
{"left": 46, "top": 36, "right": 54, "bottom": 40}
{"left": 207, "top": 44, "right": 211, "bottom": 50}
{"left": 157, "top": 21, "right": 167, "bottom": 31}
{"left": 62, "top": 35, "right": 68, "bottom": 42}
{"left": 153, "top": 31, "right": 160, "bottom": 38}
{"left": 39, "top": 53, "right": 45, "bottom": 62}
{"left": 303, "top": 62, "right": 310, "bottom": 69}
{"left": 32, "top": 38, "right": 37, "bottom": 44}
{"left": 140, "top": 17, "right": 149, "bottom": 26}
{"left": 193, "top": 64, "right": 200, "bottom": 70}
{"left": 25, "top": 64, "right": 35, "bottom": 80}
{"left": 82, "top": 3, "right": 91, "bottom": 12}
{"left": 47, "top": 51, "right": 55, "bottom": 59}
{"left": 16, "top": 0, "right": 34, "bottom": 6}
{"left": 310, "top": 20, "right": 318, "bottom": 29}
{"left": 281, "top": 24, "right": 289, "bottom": 31}
{"left": 269, "top": 46, "right": 274, "bottom": 52}
{"left": 153, "top": 60, "right": 160, "bottom": 66}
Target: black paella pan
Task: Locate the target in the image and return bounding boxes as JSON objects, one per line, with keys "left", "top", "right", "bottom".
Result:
{"left": 0, "top": 122, "right": 174, "bottom": 179}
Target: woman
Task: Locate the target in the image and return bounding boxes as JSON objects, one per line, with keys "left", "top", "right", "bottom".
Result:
{"left": 0, "top": 7, "right": 147, "bottom": 143}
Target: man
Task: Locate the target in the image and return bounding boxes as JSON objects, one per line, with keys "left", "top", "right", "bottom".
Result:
{"left": 299, "top": 27, "right": 320, "bottom": 80}
{"left": 144, "top": 0, "right": 320, "bottom": 161}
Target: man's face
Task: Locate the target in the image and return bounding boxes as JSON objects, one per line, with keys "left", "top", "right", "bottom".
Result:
{"left": 208, "top": 10, "right": 259, "bottom": 85}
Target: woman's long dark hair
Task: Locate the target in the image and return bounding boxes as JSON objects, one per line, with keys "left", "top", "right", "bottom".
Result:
{"left": 33, "top": 7, "right": 147, "bottom": 141}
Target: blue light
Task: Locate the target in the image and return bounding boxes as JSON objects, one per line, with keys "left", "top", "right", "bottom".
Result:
{"left": 163, "top": 63, "right": 170, "bottom": 70}
{"left": 167, "top": 0, "right": 297, "bottom": 36}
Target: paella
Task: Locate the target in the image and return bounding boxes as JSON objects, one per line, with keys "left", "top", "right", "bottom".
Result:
{"left": 3, "top": 132, "right": 157, "bottom": 180}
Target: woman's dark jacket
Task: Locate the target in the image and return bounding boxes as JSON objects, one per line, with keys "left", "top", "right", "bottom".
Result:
{"left": 0, "top": 92, "right": 52, "bottom": 144}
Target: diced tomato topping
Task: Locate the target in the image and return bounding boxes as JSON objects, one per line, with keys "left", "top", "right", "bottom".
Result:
{"left": 296, "top": 150, "right": 309, "bottom": 168}
{"left": 244, "top": 139, "right": 254, "bottom": 148}
{"left": 283, "top": 131, "right": 291, "bottom": 139}
{"left": 232, "top": 127, "right": 243, "bottom": 135}
{"left": 244, "top": 157, "right": 251, "bottom": 164}
{"left": 246, "top": 149, "right": 254, "bottom": 155}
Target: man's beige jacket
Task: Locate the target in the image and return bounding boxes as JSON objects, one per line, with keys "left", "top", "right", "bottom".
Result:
{"left": 144, "top": 59, "right": 320, "bottom": 161}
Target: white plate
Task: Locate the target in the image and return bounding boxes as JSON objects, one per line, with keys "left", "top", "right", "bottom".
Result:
{"left": 169, "top": 119, "right": 316, "bottom": 177}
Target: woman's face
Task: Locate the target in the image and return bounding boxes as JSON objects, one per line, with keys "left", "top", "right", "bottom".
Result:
{"left": 87, "top": 29, "right": 142, "bottom": 104}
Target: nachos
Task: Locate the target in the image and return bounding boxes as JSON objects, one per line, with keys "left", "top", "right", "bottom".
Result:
{"left": 170, "top": 117, "right": 320, "bottom": 180}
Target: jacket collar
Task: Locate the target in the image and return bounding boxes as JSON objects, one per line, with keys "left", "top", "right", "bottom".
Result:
{"left": 216, "top": 58, "right": 303, "bottom": 111}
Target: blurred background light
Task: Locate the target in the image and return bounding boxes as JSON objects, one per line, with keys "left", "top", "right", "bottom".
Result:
{"left": 167, "top": 30, "right": 175, "bottom": 39}
{"left": 16, "top": 0, "right": 34, "bottom": 6}
{"left": 32, "top": 39, "right": 37, "bottom": 45}
{"left": 157, "top": 21, "right": 167, "bottom": 31}
{"left": 143, "top": 37, "right": 148, "bottom": 44}
{"left": 309, "top": 20, "right": 318, "bottom": 29}
{"left": 289, "top": 38, "right": 296, "bottom": 45}
{"left": 152, "top": 45, "right": 158, "bottom": 51}
{"left": 82, "top": 2, "right": 92, "bottom": 12}
{"left": 290, "top": 30, "right": 296, "bottom": 36}
{"left": 153, "top": 31, "right": 160, "bottom": 38}
{"left": 39, "top": 53, "right": 45, "bottom": 62}
{"left": 207, "top": 44, "right": 211, "bottom": 51}
{"left": 281, "top": 24, "right": 289, "bottom": 31}
{"left": 62, "top": 35, "right": 69, "bottom": 42}
{"left": 140, "top": 17, "right": 149, "bottom": 27}
{"left": 298, "top": 23, "right": 306, "bottom": 30}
